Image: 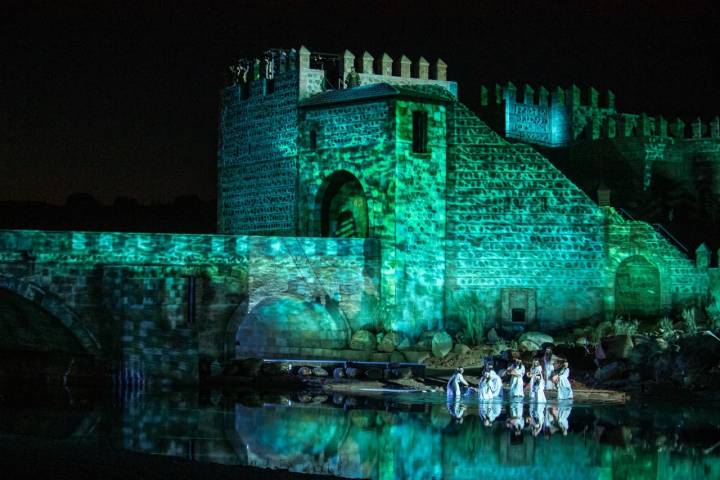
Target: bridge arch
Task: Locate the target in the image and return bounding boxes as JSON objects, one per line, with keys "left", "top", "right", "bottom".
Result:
{"left": 0, "top": 274, "right": 102, "bottom": 355}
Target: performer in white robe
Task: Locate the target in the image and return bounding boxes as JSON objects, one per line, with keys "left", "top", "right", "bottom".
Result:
{"left": 542, "top": 347, "right": 555, "bottom": 390}
{"left": 446, "top": 367, "right": 469, "bottom": 399}
{"left": 556, "top": 361, "right": 573, "bottom": 401}
{"left": 507, "top": 360, "right": 525, "bottom": 398}
{"left": 527, "top": 359, "right": 546, "bottom": 403}
{"left": 479, "top": 367, "right": 503, "bottom": 401}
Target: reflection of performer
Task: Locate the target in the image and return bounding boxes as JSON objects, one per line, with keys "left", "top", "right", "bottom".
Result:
{"left": 527, "top": 359, "right": 546, "bottom": 403}
{"left": 528, "top": 402, "right": 546, "bottom": 436}
{"left": 506, "top": 399, "right": 525, "bottom": 443}
{"left": 479, "top": 399, "right": 502, "bottom": 427}
{"left": 447, "top": 399, "right": 466, "bottom": 424}
{"left": 556, "top": 361, "right": 573, "bottom": 401}
{"left": 557, "top": 404, "right": 572, "bottom": 436}
{"left": 507, "top": 360, "right": 525, "bottom": 398}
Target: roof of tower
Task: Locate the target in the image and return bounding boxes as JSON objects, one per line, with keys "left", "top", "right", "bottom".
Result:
{"left": 299, "top": 83, "right": 454, "bottom": 108}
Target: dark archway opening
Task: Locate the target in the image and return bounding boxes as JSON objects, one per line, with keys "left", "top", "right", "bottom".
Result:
{"left": 319, "top": 171, "right": 369, "bottom": 238}
{"left": 615, "top": 256, "right": 661, "bottom": 318}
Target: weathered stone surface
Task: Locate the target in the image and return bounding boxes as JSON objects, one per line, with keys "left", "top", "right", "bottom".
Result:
{"left": 262, "top": 362, "right": 292, "bottom": 376}
{"left": 389, "top": 351, "right": 406, "bottom": 363}
{"left": 345, "top": 367, "right": 360, "bottom": 379}
{"left": 415, "top": 331, "right": 436, "bottom": 351}
{"left": 350, "top": 330, "right": 377, "bottom": 351}
{"left": 396, "top": 338, "right": 412, "bottom": 350}
{"left": 518, "top": 339, "right": 540, "bottom": 352}
{"left": 312, "top": 366, "right": 329, "bottom": 377}
{"left": 297, "top": 366, "right": 313, "bottom": 376}
{"left": 222, "top": 357, "right": 263, "bottom": 377}
{"left": 431, "top": 331, "right": 453, "bottom": 358}
{"left": 603, "top": 335, "right": 634, "bottom": 360}
{"left": 453, "top": 343, "right": 471, "bottom": 355}
{"left": 402, "top": 351, "right": 430, "bottom": 363}
{"left": 487, "top": 328, "right": 500, "bottom": 344}
{"left": 519, "top": 331, "right": 554, "bottom": 346}
{"left": 332, "top": 367, "right": 345, "bottom": 379}
{"left": 595, "top": 361, "right": 627, "bottom": 382}
{"left": 378, "top": 331, "right": 403, "bottom": 353}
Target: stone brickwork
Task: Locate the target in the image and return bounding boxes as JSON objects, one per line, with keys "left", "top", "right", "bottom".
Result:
{"left": 0, "top": 229, "right": 380, "bottom": 384}
{"left": 218, "top": 67, "right": 299, "bottom": 235}
{"left": 445, "top": 102, "right": 608, "bottom": 331}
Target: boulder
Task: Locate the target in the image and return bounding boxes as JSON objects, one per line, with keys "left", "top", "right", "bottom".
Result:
{"left": 431, "top": 331, "right": 454, "bottom": 358}
{"left": 602, "top": 334, "right": 634, "bottom": 360}
{"left": 378, "top": 331, "right": 404, "bottom": 353}
{"left": 453, "top": 343, "right": 471, "bottom": 355}
{"left": 297, "top": 366, "right": 313, "bottom": 376}
{"left": 345, "top": 367, "right": 360, "bottom": 379}
{"left": 396, "top": 338, "right": 412, "bottom": 350}
{"left": 487, "top": 328, "right": 500, "bottom": 344}
{"left": 222, "top": 357, "right": 263, "bottom": 377}
{"left": 312, "top": 366, "right": 329, "bottom": 377}
{"left": 350, "top": 330, "right": 377, "bottom": 351}
{"left": 402, "top": 351, "right": 430, "bottom": 364}
{"left": 389, "top": 351, "right": 406, "bottom": 363}
{"left": 415, "top": 331, "right": 437, "bottom": 351}
{"left": 594, "top": 361, "right": 627, "bottom": 383}
{"left": 518, "top": 339, "right": 540, "bottom": 352}
{"left": 519, "top": 331, "right": 554, "bottom": 346}
{"left": 262, "top": 362, "right": 292, "bottom": 376}
{"left": 333, "top": 367, "right": 345, "bottom": 379}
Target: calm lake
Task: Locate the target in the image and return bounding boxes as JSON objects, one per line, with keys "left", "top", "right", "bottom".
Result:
{"left": 1, "top": 387, "right": 719, "bottom": 479}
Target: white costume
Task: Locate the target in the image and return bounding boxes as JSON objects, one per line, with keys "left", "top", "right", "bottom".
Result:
{"left": 479, "top": 400, "right": 502, "bottom": 425}
{"left": 543, "top": 355, "right": 555, "bottom": 390}
{"left": 508, "top": 363, "right": 525, "bottom": 398}
{"left": 528, "top": 365, "right": 546, "bottom": 403}
{"left": 447, "top": 370, "right": 469, "bottom": 399}
{"left": 479, "top": 370, "right": 503, "bottom": 401}
{"left": 529, "top": 403, "right": 546, "bottom": 436}
{"left": 508, "top": 399, "right": 525, "bottom": 429}
{"left": 557, "top": 367, "right": 573, "bottom": 401}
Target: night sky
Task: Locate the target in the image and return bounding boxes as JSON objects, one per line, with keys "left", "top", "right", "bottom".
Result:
{"left": 3, "top": 0, "right": 719, "bottom": 205}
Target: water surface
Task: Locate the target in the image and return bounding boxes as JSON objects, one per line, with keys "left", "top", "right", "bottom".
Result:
{"left": 1, "top": 387, "right": 719, "bottom": 479}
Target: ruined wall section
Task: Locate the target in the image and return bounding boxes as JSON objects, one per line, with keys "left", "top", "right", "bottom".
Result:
{"left": 0, "top": 229, "right": 380, "bottom": 383}
{"left": 218, "top": 68, "right": 299, "bottom": 235}
{"left": 445, "top": 102, "right": 608, "bottom": 332}
{"left": 603, "top": 208, "right": 707, "bottom": 311}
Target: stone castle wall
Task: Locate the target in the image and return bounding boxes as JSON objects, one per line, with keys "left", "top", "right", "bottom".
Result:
{"left": 218, "top": 68, "right": 299, "bottom": 235}
{"left": 0, "top": 229, "right": 379, "bottom": 384}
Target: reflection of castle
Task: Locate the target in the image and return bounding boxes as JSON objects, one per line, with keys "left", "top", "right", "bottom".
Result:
{"left": 218, "top": 47, "right": 717, "bottom": 357}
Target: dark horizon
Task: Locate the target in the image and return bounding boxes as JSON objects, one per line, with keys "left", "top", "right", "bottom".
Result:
{"left": 3, "top": 0, "right": 720, "bottom": 205}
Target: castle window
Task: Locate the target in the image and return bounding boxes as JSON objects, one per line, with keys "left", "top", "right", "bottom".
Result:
{"left": 264, "top": 78, "right": 275, "bottom": 95}
{"left": 309, "top": 130, "right": 317, "bottom": 150}
{"left": 412, "top": 111, "right": 428, "bottom": 153}
{"left": 511, "top": 308, "right": 526, "bottom": 323}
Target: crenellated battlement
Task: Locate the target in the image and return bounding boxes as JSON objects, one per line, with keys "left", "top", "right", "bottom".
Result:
{"left": 476, "top": 81, "right": 719, "bottom": 145}
{"left": 225, "top": 45, "right": 457, "bottom": 101}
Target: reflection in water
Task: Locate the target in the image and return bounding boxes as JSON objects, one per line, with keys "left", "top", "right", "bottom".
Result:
{"left": 2, "top": 389, "right": 720, "bottom": 479}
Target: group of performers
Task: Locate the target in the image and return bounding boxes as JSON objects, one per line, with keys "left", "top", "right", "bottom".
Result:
{"left": 446, "top": 347, "right": 573, "bottom": 403}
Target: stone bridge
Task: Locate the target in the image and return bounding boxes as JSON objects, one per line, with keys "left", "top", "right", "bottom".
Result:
{"left": 0, "top": 229, "right": 380, "bottom": 385}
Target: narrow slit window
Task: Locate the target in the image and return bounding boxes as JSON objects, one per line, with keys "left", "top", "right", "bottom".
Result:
{"left": 264, "top": 78, "right": 275, "bottom": 94}
{"left": 310, "top": 130, "right": 317, "bottom": 150}
{"left": 412, "top": 111, "right": 428, "bottom": 153}
{"left": 511, "top": 308, "right": 526, "bottom": 323}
